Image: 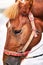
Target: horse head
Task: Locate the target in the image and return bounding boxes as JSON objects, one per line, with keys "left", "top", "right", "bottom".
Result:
{"left": 3, "top": 0, "right": 43, "bottom": 65}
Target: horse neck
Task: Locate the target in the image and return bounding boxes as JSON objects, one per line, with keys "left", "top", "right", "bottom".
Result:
{"left": 36, "top": 18, "right": 43, "bottom": 32}
{"left": 40, "top": 20, "right": 43, "bottom": 32}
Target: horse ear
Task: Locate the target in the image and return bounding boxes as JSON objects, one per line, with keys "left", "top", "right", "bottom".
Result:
{"left": 6, "top": 22, "right": 8, "bottom": 27}
{"left": 18, "top": 1, "right": 22, "bottom": 9}
{"left": 25, "top": 0, "right": 33, "bottom": 9}
{"left": 6, "top": 21, "right": 11, "bottom": 28}
{"left": 29, "top": 0, "right": 33, "bottom": 9}
{"left": 15, "top": 0, "right": 22, "bottom": 2}
{"left": 15, "top": 0, "right": 18, "bottom": 2}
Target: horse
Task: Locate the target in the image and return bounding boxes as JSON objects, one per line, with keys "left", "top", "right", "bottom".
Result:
{"left": 3, "top": 0, "right": 43, "bottom": 65}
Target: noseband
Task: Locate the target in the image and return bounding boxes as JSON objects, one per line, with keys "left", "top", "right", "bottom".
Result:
{"left": 4, "top": 13, "right": 40, "bottom": 57}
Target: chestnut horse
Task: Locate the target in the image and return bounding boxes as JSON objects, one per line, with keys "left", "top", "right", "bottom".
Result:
{"left": 3, "top": 0, "right": 43, "bottom": 65}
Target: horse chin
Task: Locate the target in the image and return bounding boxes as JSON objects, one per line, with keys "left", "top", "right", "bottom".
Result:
{"left": 4, "top": 56, "right": 21, "bottom": 65}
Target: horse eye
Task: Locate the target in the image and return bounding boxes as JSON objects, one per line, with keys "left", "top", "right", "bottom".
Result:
{"left": 12, "top": 29, "right": 21, "bottom": 34}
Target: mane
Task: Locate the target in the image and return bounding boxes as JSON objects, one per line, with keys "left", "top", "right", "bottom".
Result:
{"left": 3, "top": 1, "right": 19, "bottom": 19}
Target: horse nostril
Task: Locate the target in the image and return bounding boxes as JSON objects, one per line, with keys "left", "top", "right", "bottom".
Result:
{"left": 6, "top": 63, "right": 9, "bottom": 65}
{"left": 5, "top": 60, "right": 10, "bottom": 65}
{"left": 6, "top": 63, "right": 10, "bottom": 65}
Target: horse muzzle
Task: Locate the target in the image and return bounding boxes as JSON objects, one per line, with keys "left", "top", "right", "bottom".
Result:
{"left": 4, "top": 56, "right": 21, "bottom": 65}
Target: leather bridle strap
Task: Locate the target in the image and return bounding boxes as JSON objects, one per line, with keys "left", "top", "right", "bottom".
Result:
{"left": 4, "top": 12, "right": 36, "bottom": 57}
{"left": 4, "top": 30, "right": 35, "bottom": 56}
{"left": 20, "top": 12, "right": 35, "bottom": 52}
{"left": 21, "top": 30, "right": 35, "bottom": 52}
{"left": 4, "top": 49, "right": 29, "bottom": 56}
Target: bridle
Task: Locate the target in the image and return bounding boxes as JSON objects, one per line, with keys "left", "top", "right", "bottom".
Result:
{"left": 4, "top": 12, "right": 42, "bottom": 58}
